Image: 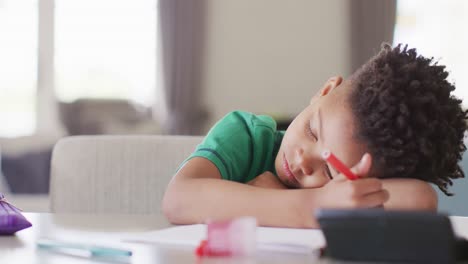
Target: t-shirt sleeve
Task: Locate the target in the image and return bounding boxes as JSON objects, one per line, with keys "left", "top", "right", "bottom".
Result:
{"left": 183, "top": 111, "right": 254, "bottom": 182}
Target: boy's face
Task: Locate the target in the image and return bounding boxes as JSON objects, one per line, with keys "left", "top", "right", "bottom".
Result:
{"left": 275, "top": 77, "right": 368, "bottom": 188}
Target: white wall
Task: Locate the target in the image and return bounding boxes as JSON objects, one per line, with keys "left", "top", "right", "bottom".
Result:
{"left": 201, "top": 0, "right": 351, "bottom": 131}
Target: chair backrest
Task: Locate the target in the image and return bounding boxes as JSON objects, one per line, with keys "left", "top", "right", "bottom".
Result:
{"left": 50, "top": 135, "right": 203, "bottom": 214}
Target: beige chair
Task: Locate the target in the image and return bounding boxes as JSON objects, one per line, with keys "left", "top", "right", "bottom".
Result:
{"left": 50, "top": 135, "right": 203, "bottom": 214}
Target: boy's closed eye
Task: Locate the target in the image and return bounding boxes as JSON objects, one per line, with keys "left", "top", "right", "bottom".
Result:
{"left": 307, "top": 121, "right": 333, "bottom": 180}
{"left": 306, "top": 121, "right": 316, "bottom": 140}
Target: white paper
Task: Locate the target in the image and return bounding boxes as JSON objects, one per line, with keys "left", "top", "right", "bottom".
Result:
{"left": 123, "top": 224, "right": 326, "bottom": 254}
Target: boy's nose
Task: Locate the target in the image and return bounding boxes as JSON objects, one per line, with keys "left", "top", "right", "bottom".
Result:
{"left": 295, "top": 148, "right": 314, "bottom": 176}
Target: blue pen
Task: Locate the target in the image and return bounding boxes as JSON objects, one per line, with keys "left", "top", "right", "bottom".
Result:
{"left": 37, "top": 238, "right": 132, "bottom": 259}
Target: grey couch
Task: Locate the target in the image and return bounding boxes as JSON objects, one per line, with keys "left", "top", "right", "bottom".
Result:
{"left": 50, "top": 135, "right": 203, "bottom": 214}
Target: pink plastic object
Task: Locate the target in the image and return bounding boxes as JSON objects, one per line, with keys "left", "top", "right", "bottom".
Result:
{"left": 195, "top": 217, "right": 257, "bottom": 257}
{"left": 0, "top": 193, "right": 32, "bottom": 235}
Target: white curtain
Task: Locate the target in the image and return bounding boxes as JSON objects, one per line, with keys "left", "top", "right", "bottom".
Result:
{"left": 36, "top": 0, "right": 65, "bottom": 137}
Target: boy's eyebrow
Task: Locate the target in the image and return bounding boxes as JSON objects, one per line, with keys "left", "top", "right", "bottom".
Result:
{"left": 318, "top": 108, "right": 338, "bottom": 176}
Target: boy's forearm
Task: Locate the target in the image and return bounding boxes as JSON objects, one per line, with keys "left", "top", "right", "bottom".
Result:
{"left": 162, "top": 178, "right": 320, "bottom": 228}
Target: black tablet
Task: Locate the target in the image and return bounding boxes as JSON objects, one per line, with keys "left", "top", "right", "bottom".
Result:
{"left": 316, "top": 209, "right": 456, "bottom": 264}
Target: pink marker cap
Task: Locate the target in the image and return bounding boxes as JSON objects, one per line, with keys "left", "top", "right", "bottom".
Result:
{"left": 196, "top": 217, "right": 257, "bottom": 257}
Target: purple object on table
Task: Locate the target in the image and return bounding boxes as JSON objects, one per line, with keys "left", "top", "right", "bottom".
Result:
{"left": 0, "top": 193, "right": 32, "bottom": 235}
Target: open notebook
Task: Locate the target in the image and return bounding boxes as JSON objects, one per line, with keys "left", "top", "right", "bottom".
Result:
{"left": 124, "top": 224, "right": 326, "bottom": 254}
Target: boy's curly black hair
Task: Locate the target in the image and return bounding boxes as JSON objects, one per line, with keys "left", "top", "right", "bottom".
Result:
{"left": 349, "top": 43, "right": 468, "bottom": 196}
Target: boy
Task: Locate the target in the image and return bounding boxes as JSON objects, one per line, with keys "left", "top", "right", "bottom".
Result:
{"left": 162, "top": 44, "right": 467, "bottom": 228}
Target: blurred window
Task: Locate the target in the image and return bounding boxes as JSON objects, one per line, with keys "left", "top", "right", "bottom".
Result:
{"left": 0, "top": 0, "right": 157, "bottom": 137}
{"left": 55, "top": 0, "right": 157, "bottom": 106}
{"left": 394, "top": 0, "right": 468, "bottom": 105}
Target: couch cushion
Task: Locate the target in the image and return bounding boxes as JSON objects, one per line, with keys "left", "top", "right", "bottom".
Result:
{"left": 50, "top": 135, "right": 202, "bottom": 214}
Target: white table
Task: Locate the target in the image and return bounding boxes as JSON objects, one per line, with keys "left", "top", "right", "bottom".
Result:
{"left": 1, "top": 213, "right": 468, "bottom": 263}
{"left": 0, "top": 213, "right": 323, "bottom": 263}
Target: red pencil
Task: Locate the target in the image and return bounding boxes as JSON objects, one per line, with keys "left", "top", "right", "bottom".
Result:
{"left": 321, "top": 150, "right": 358, "bottom": 180}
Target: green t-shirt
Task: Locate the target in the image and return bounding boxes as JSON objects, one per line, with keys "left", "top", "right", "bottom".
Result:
{"left": 184, "top": 111, "right": 285, "bottom": 182}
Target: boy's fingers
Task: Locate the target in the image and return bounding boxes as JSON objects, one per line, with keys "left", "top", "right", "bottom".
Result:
{"left": 359, "top": 189, "right": 390, "bottom": 208}
{"left": 352, "top": 178, "right": 383, "bottom": 196}
{"left": 332, "top": 172, "right": 348, "bottom": 181}
{"left": 350, "top": 153, "right": 372, "bottom": 178}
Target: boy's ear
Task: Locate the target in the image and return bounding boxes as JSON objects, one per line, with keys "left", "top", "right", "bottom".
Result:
{"left": 310, "top": 76, "right": 343, "bottom": 104}
{"left": 320, "top": 76, "right": 343, "bottom": 96}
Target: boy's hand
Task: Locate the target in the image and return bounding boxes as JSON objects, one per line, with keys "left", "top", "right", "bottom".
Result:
{"left": 247, "top": 171, "right": 289, "bottom": 190}
{"left": 315, "top": 153, "right": 389, "bottom": 208}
